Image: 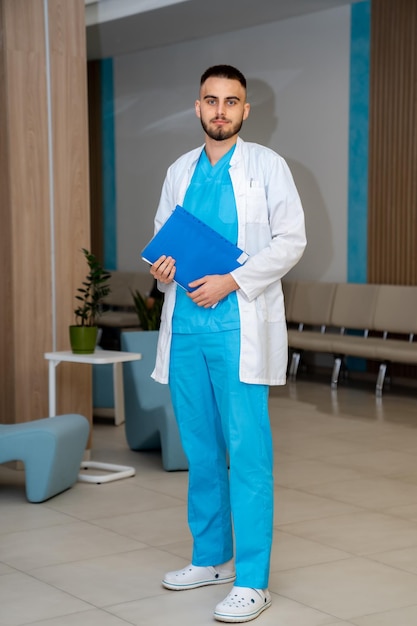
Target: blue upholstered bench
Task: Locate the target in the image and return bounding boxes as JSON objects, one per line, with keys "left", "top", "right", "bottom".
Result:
{"left": 0, "top": 414, "right": 89, "bottom": 503}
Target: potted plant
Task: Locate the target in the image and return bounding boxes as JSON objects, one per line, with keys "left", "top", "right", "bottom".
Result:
{"left": 69, "top": 248, "right": 111, "bottom": 354}
{"left": 131, "top": 288, "right": 163, "bottom": 331}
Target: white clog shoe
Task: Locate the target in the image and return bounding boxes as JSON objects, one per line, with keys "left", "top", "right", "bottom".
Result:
{"left": 162, "top": 561, "right": 236, "bottom": 591}
{"left": 214, "top": 586, "right": 271, "bottom": 622}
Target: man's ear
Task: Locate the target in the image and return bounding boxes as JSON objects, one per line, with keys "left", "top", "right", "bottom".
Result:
{"left": 243, "top": 102, "right": 251, "bottom": 121}
{"left": 195, "top": 100, "right": 201, "bottom": 119}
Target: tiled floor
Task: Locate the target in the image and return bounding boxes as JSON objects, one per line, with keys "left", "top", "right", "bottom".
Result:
{"left": 2, "top": 377, "right": 417, "bottom": 625}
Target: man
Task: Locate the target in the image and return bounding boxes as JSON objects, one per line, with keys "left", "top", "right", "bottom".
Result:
{"left": 149, "top": 65, "right": 306, "bottom": 623}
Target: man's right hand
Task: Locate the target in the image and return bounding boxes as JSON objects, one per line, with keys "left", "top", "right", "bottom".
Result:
{"left": 150, "top": 255, "right": 176, "bottom": 284}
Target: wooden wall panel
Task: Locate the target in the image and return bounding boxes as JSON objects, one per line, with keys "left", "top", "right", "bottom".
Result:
{"left": 368, "top": 0, "right": 417, "bottom": 285}
{"left": 47, "top": 0, "right": 91, "bottom": 420}
{"left": 368, "top": 0, "right": 417, "bottom": 383}
{"left": 0, "top": 0, "right": 51, "bottom": 423}
{"left": 0, "top": 3, "right": 14, "bottom": 423}
{"left": 0, "top": 0, "right": 91, "bottom": 429}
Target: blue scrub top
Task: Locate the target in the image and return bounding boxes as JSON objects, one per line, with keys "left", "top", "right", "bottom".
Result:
{"left": 172, "top": 145, "right": 240, "bottom": 333}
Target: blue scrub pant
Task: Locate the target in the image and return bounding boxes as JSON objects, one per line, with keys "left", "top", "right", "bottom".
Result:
{"left": 169, "top": 330, "right": 274, "bottom": 589}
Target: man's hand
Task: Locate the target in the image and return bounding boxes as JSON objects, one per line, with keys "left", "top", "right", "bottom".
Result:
{"left": 150, "top": 255, "right": 176, "bottom": 284}
{"left": 187, "top": 274, "right": 239, "bottom": 308}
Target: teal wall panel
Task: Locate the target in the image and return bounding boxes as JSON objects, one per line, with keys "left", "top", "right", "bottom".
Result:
{"left": 101, "top": 58, "right": 117, "bottom": 270}
{"left": 347, "top": 1, "right": 370, "bottom": 284}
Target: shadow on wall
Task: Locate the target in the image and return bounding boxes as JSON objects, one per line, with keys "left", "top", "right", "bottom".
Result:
{"left": 284, "top": 157, "right": 335, "bottom": 280}
{"left": 286, "top": 157, "right": 333, "bottom": 281}
{"left": 241, "top": 78, "right": 278, "bottom": 146}
{"left": 242, "top": 79, "right": 333, "bottom": 280}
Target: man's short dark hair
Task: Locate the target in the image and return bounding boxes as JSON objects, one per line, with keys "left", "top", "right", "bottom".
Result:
{"left": 200, "top": 65, "right": 247, "bottom": 90}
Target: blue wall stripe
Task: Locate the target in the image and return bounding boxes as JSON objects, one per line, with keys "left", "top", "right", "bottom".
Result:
{"left": 100, "top": 58, "right": 117, "bottom": 270}
{"left": 347, "top": 1, "right": 371, "bottom": 371}
{"left": 347, "top": 0, "right": 370, "bottom": 284}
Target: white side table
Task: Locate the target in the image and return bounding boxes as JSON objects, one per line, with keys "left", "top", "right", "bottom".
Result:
{"left": 44, "top": 350, "right": 142, "bottom": 484}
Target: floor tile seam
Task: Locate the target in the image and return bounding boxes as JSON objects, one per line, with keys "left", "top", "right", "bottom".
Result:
{"left": 385, "top": 473, "right": 417, "bottom": 486}
{"left": 103, "top": 588, "right": 175, "bottom": 614}
{"left": 274, "top": 465, "right": 382, "bottom": 482}
{"left": 349, "top": 601, "right": 417, "bottom": 625}
{"left": 23, "top": 546, "right": 150, "bottom": 575}
{"left": 368, "top": 509, "right": 417, "bottom": 527}
{"left": 274, "top": 425, "right": 380, "bottom": 437}
{"left": 321, "top": 439, "right": 417, "bottom": 453}
{"left": 273, "top": 447, "right": 377, "bottom": 458}
{"left": 23, "top": 568, "right": 171, "bottom": 611}
{"left": 272, "top": 552, "right": 417, "bottom": 581}
{"left": 310, "top": 466, "right": 417, "bottom": 480}
{"left": 290, "top": 470, "right": 417, "bottom": 492}
{"left": 269, "top": 551, "right": 353, "bottom": 575}
{"left": 148, "top": 545, "right": 190, "bottom": 561}
{"left": 132, "top": 476, "right": 189, "bottom": 489}
{"left": 327, "top": 424, "right": 417, "bottom": 439}
{"left": 297, "top": 464, "right": 388, "bottom": 479}
{"left": 126, "top": 487, "right": 188, "bottom": 503}
{"left": 300, "top": 447, "right": 417, "bottom": 467}
{"left": 151, "top": 538, "right": 193, "bottom": 550}
{"left": 380, "top": 505, "right": 417, "bottom": 521}
{"left": 346, "top": 599, "right": 417, "bottom": 624}
{"left": 106, "top": 481, "right": 187, "bottom": 501}
{"left": 4, "top": 517, "right": 152, "bottom": 548}
{"left": 78, "top": 604, "right": 139, "bottom": 625}
{"left": 274, "top": 527, "right": 417, "bottom": 564}
{"left": 268, "top": 589, "right": 346, "bottom": 622}
{"left": 352, "top": 553, "right": 417, "bottom": 577}
{"left": 300, "top": 497, "right": 417, "bottom": 516}
{"left": 0, "top": 516, "right": 83, "bottom": 537}
{"left": 275, "top": 476, "right": 384, "bottom": 496}
{"left": 3, "top": 568, "right": 100, "bottom": 609}
{"left": 275, "top": 501, "right": 417, "bottom": 527}
{"left": 271, "top": 528, "right": 360, "bottom": 561}
{"left": 363, "top": 550, "right": 417, "bottom": 576}
{"left": 0, "top": 566, "right": 41, "bottom": 580}
{"left": 41, "top": 502, "right": 103, "bottom": 522}
{"left": 86, "top": 501, "right": 187, "bottom": 528}
{"left": 49, "top": 606, "right": 139, "bottom": 626}
{"left": 38, "top": 507, "right": 182, "bottom": 525}
{"left": 273, "top": 526, "right": 352, "bottom": 548}
{"left": 76, "top": 499, "right": 186, "bottom": 523}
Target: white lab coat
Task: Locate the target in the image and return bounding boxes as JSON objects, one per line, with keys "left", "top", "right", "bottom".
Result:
{"left": 151, "top": 137, "right": 306, "bottom": 385}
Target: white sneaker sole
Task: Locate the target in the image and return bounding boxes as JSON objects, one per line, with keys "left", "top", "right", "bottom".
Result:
{"left": 162, "top": 573, "right": 236, "bottom": 591}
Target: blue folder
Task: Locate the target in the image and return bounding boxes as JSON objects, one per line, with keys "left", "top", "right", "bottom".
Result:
{"left": 141, "top": 205, "right": 249, "bottom": 292}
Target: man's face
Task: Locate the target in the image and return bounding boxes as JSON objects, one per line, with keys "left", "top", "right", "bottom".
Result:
{"left": 195, "top": 76, "right": 250, "bottom": 142}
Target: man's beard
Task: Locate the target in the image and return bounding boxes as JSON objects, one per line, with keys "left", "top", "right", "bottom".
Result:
{"left": 200, "top": 117, "right": 243, "bottom": 141}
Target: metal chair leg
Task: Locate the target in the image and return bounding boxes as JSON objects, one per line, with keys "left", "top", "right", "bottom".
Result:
{"left": 289, "top": 352, "right": 301, "bottom": 379}
{"left": 376, "top": 362, "right": 387, "bottom": 397}
{"left": 331, "top": 357, "right": 342, "bottom": 389}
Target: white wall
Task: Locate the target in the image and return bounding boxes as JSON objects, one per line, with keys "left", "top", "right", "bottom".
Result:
{"left": 113, "top": 5, "right": 350, "bottom": 281}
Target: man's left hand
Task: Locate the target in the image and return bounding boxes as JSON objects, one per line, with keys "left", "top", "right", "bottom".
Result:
{"left": 187, "top": 274, "right": 239, "bottom": 308}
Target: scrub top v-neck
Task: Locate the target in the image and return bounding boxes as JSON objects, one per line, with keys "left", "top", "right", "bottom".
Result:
{"left": 172, "top": 145, "right": 240, "bottom": 334}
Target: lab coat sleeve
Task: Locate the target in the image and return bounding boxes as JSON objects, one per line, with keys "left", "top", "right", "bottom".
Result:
{"left": 231, "top": 154, "right": 306, "bottom": 302}
{"left": 150, "top": 169, "right": 175, "bottom": 295}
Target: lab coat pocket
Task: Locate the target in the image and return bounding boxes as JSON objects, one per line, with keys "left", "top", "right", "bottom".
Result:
{"left": 255, "top": 284, "right": 286, "bottom": 323}
{"left": 246, "top": 184, "right": 268, "bottom": 223}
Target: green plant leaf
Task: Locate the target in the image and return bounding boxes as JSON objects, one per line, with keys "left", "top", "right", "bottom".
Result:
{"left": 131, "top": 289, "right": 163, "bottom": 331}
{"left": 73, "top": 249, "right": 112, "bottom": 327}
